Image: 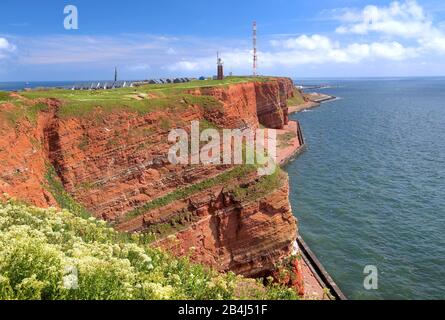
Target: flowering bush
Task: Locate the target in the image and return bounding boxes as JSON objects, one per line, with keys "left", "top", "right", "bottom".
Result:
{"left": 0, "top": 200, "right": 297, "bottom": 300}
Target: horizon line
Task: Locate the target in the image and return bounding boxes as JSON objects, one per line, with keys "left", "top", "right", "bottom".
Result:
{"left": 2, "top": 75, "right": 445, "bottom": 83}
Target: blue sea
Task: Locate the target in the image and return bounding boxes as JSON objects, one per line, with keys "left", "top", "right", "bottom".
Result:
{"left": 287, "top": 78, "right": 445, "bottom": 300}
{"left": 0, "top": 81, "right": 81, "bottom": 91}
{"left": 0, "top": 81, "right": 129, "bottom": 91}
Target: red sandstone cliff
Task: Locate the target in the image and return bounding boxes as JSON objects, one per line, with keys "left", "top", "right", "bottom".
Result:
{"left": 0, "top": 77, "right": 299, "bottom": 279}
{"left": 188, "top": 78, "right": 293, "bottom": 129}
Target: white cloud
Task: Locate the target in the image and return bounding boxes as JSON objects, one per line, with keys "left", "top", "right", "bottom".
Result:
{"left": 271, "top": 34, "right": 336, "bottom": 51}
{"left": 368, "top": 41, "right": 418, "bottom": 60}
{"left": 169, "top": 34, "right": 419, "bottom": 73}
{"left": 335, "top": 0, "right": 445, "bottom": 54}
{"left": 271, "top": 37, "right": 418, "bottom": 64}
{"left": 0, "top": 38, "right": 16, "bottom": 59}
{"left": 168, "top": 60, "right": 200, "bottom": 71}
{"left": 16, "top": 35, "right": 176, "bottom": 65}
{"left": 127, "top": 64, "right": 151, "bottom": 71}
{"left": 272, "top": 34, "right": 417, "bottom": 61}
{"left": 166, "top": 2, "right": 441, "bottom": 74}
{"left": 0, "top": 38, "right": 15, "bottom": 51}
{"left": 166, "top": 48, "right": 177, "bottom": 55}
{"left": 167, "top": 50, "right": 252, "bottom": 72}
{"left": 335, "top": 1, "right": 430, "bottom": 38}
{"left": 420, "top": 29, "right": 445, "bottom": 53}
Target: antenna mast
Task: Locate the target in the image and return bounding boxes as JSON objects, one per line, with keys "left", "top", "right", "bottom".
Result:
{"left": 253, "top": 21, "right": 258, "bottom": 77}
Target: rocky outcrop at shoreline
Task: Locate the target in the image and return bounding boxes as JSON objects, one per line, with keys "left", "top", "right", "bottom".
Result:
{"left": 288, "top": 91, "right": 336, "bottom": 114}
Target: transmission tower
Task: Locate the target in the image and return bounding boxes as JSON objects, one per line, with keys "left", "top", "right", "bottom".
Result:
{"left": 253, "top": 21, "right": 258, "bottom": 77}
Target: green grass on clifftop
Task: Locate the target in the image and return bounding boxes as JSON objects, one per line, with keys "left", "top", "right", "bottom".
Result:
{"left": 0, "top": 199, "right": 298, "bottom": 300}
{"left": 286, "top": 89, "right": 305, "bottom": 107}
{"left": 0, "top": 94, "right": 222, "bottom": 125}
{"left": 0, "top": 77, "right": 274, "bottom": 122}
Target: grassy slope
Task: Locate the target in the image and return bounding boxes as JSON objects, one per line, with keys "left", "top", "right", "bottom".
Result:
{"left": 286, "top": 89, "right": 305, "bottom": 106}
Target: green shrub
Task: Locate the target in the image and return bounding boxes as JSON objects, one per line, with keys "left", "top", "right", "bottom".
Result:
{"left": 230, "top": 167, "right": 285, "bottom": 203}
{"left": 287, "top": 89, "right": 305, "bottom": 106}
{"left": 0, "top": 91, "right": 12, "bottom": 102}
{"left": 44, "top": 165, "right": 92, "bottom": 219}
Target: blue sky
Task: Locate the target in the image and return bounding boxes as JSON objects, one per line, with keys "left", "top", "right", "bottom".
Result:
{"left": 1, "top": 0, "right": 445, "bottom": 80}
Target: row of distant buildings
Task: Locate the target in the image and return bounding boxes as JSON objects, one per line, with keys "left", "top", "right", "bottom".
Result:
{"left": 71, "top": 81, "right": 134, "bottom": 90}
{"left": 133, "top": 77, "right": 195, "bottom": 86}
{"left": 70, "top": 68, "right": 226, "bottom": 92}
{"left": 70, "top": 77, "right": 200, "bottom": 91}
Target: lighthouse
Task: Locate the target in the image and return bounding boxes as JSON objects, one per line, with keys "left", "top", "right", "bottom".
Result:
{"left": 217, "top": 52, "right": 224, "bottom": 80}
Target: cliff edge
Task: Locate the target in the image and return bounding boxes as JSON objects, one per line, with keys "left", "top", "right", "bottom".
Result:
{"left": 0, "top": 77, "right": 302, "bottom": 280}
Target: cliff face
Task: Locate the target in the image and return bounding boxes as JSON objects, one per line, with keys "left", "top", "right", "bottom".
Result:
{"left": 0, "top": 77, "right": 299, "bottom": 278}
{"left": 161, "top": 179, "right": 296, "bottom": 277}
{"left": 189, "top": 77, "right": 294, "bottom": 129}
{"left": 0, "top": 99, "right": 60, "bottom": 208}
{"left": 116, "top": 172, "right": 297, "bottom": 277}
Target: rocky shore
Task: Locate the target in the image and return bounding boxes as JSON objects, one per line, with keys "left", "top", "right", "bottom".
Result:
{"left": 288, "top": 92, "right": 336, "bottom": 114}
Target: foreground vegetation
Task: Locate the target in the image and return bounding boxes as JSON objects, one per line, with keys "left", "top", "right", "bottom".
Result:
{"left": 0, "top": 199, "right": 298, "bottom": 300}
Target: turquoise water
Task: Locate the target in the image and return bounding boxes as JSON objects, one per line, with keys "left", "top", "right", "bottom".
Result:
{"left": 287, "top": 78, "right": 445, "bottom": 300}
